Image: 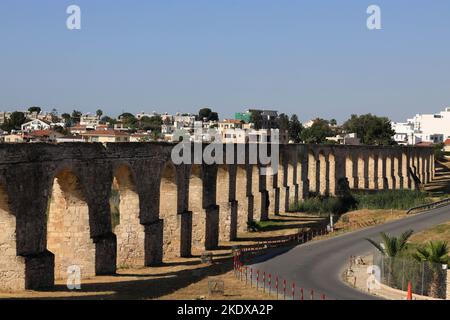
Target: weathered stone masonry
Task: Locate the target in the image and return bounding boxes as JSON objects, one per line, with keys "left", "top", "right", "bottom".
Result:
{"left": 0, "top": 143, "right": 433, "bottom": 291}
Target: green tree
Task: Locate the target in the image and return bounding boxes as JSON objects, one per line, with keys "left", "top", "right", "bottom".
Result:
{"left": 288, "top": 114, "right": 303, "bottom": 143}
{"left": 28, "top": 106, "right": 41, "bottom": 114}
{"left": 366, "top": 230, "right": 414, "bottom": 286}
{"left": 139, "top": 115, "right": 162, "bottom": 132}
{"left": 198, "top": 108, "right": 219, "bottom": 121}
{"left": 330, "top": 119, "right": 337, "bottom": 126}
{"left": 101, "top": 116, "right": 117, "bottom": 125}
{"left": 119, "top": 113, "right": 138, "bottom": 129}
{"left": 1, "top": 111, "right": 28, "bottom": 132}
{"left": 71, "top": 110, "right": 82, "bottom": 124}
{"left": 366, "top": 230, "right": 414, "bottom": 258}
{"left": 277, "top": 113, "right": 289, "bottom": 131}
{"left": 412, "top": 241, "right": 449, "bottom": 298}
{"left": 343, "top": 114, "right": 395, "bottom": 145}
{"left": 299, "top": 119, "right": 333, "bottom": 144}
{"left": 250, "top": 110, "right": 263, "bottom": 130}
{"left": 61, "top": 113, "right": 72, "bottom": 127}
{"left": 96, "top": 109, "right": 103, "bottom": 118}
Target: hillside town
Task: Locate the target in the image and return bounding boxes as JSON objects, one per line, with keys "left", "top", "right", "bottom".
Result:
{"left": 0, "top": 106, "right": 450, "bottom": 153}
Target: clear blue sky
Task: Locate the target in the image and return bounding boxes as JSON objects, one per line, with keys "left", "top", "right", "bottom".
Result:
{"left": 1, "top": 0, "right": 450, "bottom": 122}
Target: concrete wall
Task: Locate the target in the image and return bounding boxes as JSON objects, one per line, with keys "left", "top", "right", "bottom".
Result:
{"left": 0, "top": 143, "right": 434, "bottom": 291}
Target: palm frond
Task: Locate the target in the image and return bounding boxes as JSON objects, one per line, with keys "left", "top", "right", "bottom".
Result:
{"left": 366, "top": 238, "right": 385, "bottom": 255}
{"left": 397, "top": 229, "right": 414, "bottom": 251}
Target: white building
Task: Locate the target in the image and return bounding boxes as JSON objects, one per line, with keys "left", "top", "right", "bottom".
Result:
{"left": 21, "top": 119, "right": 51, "bottom": 132}
{"left": 136, "top": 111, "right": 160, "bottom": 120}
{"left": 392, "top": 107, "right": 450, "bottom": 145}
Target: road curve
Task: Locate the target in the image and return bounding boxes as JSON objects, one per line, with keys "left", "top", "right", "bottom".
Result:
{"left": 250, "top": 205, "right": 450, "bottom": 300}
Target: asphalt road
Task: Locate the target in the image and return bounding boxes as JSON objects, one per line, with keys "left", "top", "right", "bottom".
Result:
{"left": 250, "top": 204, "right": 450, "bottom": 300}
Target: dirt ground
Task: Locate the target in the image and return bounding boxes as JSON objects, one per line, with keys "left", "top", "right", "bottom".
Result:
{"left": 2, "top": 178, "right": 447, "bottom": 300}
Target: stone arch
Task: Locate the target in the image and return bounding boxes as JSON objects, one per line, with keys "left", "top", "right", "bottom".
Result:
{"left": 235, "top": 165, "right": 249, "bottom": 233}
{"left": 47, "top": 169, "right": 95, "bottom": 281}
{"left": 0, "top": 184, "right": 26, "bottom": 291}
{"left": 160, "top": 162, "right": 180, "bottom": 260}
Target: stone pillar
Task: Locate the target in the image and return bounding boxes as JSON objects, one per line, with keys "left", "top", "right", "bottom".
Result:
{"left": 251, "top": 165, "right": 264, "bottom": 221}
{"left": 288, "top": 162, "right": 298, "bottom": 207}
{"left": 179, "top": 211, "right": 192, "bottom": 257}
{"left": 356, "top": 155, "right": 365, "bottom": 190}
{"left": 346, "top": 154, "right": 356, "bottom": 189}
{"left": 298, "top": 148, "right": 310, "bottom": 199}
{"left": 423, "top": 154, "right": 430, "bottom": 184}
{"left": 328, "top": 152, "right": 337, "bottom": 196}
{"left": 333, "top": 151, "right": 346, "bottom": 196}
{"left": 401, "top": 152, "right": 411, "bottom": 189}
{"left": 278, "top": 157, "right": 289, "bottom": 213}
{"left": 368, "top": 155, "right": 377, "bottom": 190}
{"left": 95, "top": 232, "right": 118, "bottom": 274}
{"left": 308, "top": 152, "right": 317, "bottom": 193}
{"left": 204, "top": 205, "right": 219, "bottom": 249}
{"left": 266, "top": 167, "right": 277, "bottom": 216}
{"left": 386, "top": 155, "right": 395, "bottom": 190}
{"left": 318, "top": 152, "right": 329, "bottom": 195}
{"left": 217, "top": 165, "right": 236, "bottom": 242}
{"left": 446, "top": 270, "right": 450, "bottom": 300}
{"left": 394, "top": 155, "right": 402, "bottom": 189}
{"left": 421, "top": 154, "right": 427, "bottom": 184}
{"left": 144, "top": 219, "right": 163, "bottom": 266}
{"left": 236, "top": 165, "right": 249, "bottom": 233}
{"left": 378, "top": 154, "right": 387, "bottom": 190}
{"left": 431, "top": 153, "right": 435, "bottom": 180}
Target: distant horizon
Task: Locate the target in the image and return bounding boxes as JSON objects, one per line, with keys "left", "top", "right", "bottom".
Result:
{"left": 0, "top": 104, "right": 449, "bottom": 124}
{"left": 1, "top": 1, "right": 450, "bottom": 123}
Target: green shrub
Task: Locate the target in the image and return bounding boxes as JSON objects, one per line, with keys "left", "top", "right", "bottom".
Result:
{"left": 290, "top": 190, "right": 431, "bottom": 216}
{"left": 354, "top": 190, "right": 431, "bottom": 210}
{"left": 290, "top": 194, "right": 357, "bottom": 216}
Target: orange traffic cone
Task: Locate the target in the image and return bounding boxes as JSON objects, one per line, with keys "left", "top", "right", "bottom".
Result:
{"left": 407, "top": 281, "right": 412, "bottom": 300}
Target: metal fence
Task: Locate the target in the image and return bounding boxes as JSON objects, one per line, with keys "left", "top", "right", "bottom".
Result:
{"left": 373, "top": 253, "right": 448, "bottom": 299}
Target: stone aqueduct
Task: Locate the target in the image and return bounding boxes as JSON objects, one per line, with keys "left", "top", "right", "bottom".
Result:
{"left": 0, "top": 143, "right": 434, "bottom": 291}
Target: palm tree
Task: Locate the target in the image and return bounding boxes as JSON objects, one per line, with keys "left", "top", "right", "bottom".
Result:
{"left": 412, "top": 241, "right": 449, "bottom": 298}
{"left": 366, "top": 230, "right": 414, "bottom": 257}
{"left": 366, "top": 230, "right": 414, "bottom": 286}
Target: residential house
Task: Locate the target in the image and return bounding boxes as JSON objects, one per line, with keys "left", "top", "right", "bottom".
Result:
{"left": 81, "top": 130, "right": 130, "bottom": 143}
{"left": 28, "top": 130, "right": 64, "bottom": 143}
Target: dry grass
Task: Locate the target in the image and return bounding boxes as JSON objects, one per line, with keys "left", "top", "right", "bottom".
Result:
{"left": 409, "top": 221, "right": 450, "bottom": 245}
